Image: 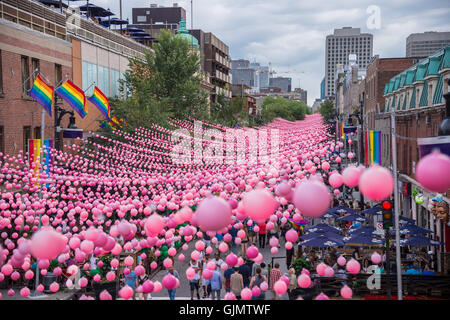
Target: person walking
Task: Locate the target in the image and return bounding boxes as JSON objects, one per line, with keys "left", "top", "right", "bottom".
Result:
{"left": 189, "top": 258, "right": 201, "bottom": 300}
{"left": 201, "top": 253, "right": 211, "bottom": 298}
{"left": 249, "top": 267, "right": 267, "bottom": 300}
{"left": 208, "top": 264, "right": 222, "bottom": 300}
{"left": 240, "top": 226, "right": 249, "bottom": 257}
{"left": 230, "top": 267, "right": 244, "bottom": 299}
{"left": 238, "top": 259, "right": 251, "bottom": 288}
{"left": 287, "top": 268, "right": 297, "bottom": 300}
{"left": 124, "top": 268, "right": 138, "bottom": 300}
{"left": 166, "top": 267, "right": 180, "bottom": 300}
{"left": 258, "top": 222, "right": 267, "bottom": 249}
{"left": 137, "top": 262, "right": 149, "bottom": 300}
{"left": 223, "top": 265, "right": 234, "bottom": 293}
{"left": 269, "top": 263, "right": 282, "bottom": 300}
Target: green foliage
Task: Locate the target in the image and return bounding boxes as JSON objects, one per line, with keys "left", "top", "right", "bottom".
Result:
{"left": 210, "top": 94, "right": 248, "bottom": 127}
{"left": 292, "top": 257, "right": 312, "bottom": 276}
{"left": 111, "top": 30, "right": 208, "bottom": 130}
{"left": 261, "top": 97, "right": 309, "bottom": 123}
{"left": 318, "top": 99, "right": 335, "bottom": 122}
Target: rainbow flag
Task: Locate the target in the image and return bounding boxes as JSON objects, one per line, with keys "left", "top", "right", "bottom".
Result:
{"left": 288, "top": 218, "right": 308, "bottom": 234}
{"left": 110, "top": 116, "right": 122, "bottom": 128}
{"left": 28, "top": 74, "right": 54, "bottom": 116}
{"left": 365, "top": 131, "right": 369, "bottom": 165}
{"left": 28, "top": 139, "right": 53, "bottom": 187}
{"left": 100, "top": 121, "right": 114, "bottom": 131}
{"left": 55, "top": 80, "right": 87, "bottom": 118}
{"left": 88, "top": 86, "right": 110, "bottom": 119}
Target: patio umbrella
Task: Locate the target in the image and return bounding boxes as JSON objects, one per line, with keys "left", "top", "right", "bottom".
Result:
{"left": 124, "top": 25, "right": 144, "bottom": 31}
{"left": 391, "top": 224, "right": 433, "bottom": 236}
{"left": 304, "top": 223, "right": 341, "bottom": 233}
{"left": 400, "top": 236, "right": 442, "bottom": 246}
{"left": 299, "top": 235, "right": 345, "bottom": 248}
{"left": 39, "top": 0, "right": 68, "bottom": 8}
{"left": 79, "top": 3, "right": 114, "bottom": 17}
{"left": 337, "top": 213, "right": 370, "bottom": 223}
{"left": 361, "top": 206, "right": 383, "bottom": 215}
{"left": 99, "top": 17, "right": 128, "bottom": 26}
{"left": 348, "top": 225, "right": 376, "bottom": 234}
{"left": 329, "top": 206, "right": 356, "bottom": 214}
{"left": 300, "top": 230, "right": 342, "bottom": 241}
{"left": 322, "top": 210, "right": 340, "bottom": 219}
{"left": 344, "top": 233, "right": 384, "bottom": 246}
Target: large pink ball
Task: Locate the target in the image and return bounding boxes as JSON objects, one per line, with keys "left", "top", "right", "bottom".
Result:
{"left": 142, "top": 280, "right": 154, "bottom": 293}
{"left": 119, "top": 285, "right": 134, "bottom": 300}
{"left": 144, "top": 214, "right": 165, "bottom": 237}
{"left": 20, "top": 287, "right": 30, "bottom": 297}
{"left": 273, "top": 280, "right": 287, "bottom": 295}
{"left": 241, "top": 288, "right": 252, "bottom": 300}
{"left": 346, "top": 259, "right": 361, "bottom": 274}
{"left": 195, "top": 197, "right": 232, "bottom": 232}
{"left": 337, "top": 256, "right": 346, "bottom": 266}
{"left": 163, "top": 258, "right": 173, "bottom": 268}
{"left": 49, "top": 282, "right": 59, "bottom": 293}
{"left": 340, "top": 285, "right": 353, "bottom": 299}
{"left": 415, "top": 151, "right": 450, "bottom": 193}
{"left": 186, "top": 267, "right": 195, "bottom": 280}
{"left": 202, "top": 269, "right": 213, "bottom": 280}
{"left": 285, "top": 229, "right": 298, "bottom": 242}
{"left": 371, "top": 252, "right": 382, "bottom": 265}
{"left": 316, "top": 262, "right": 327, "bottom": 276}
{"left": 359, "top": 165, "right": 394, "bottom": 201}
{"left": 162, "top": 274, "right": 177, "bottom": 289}
{"left": 328, "top": 173, "right": 343, "bottom": 188}
{"left": 225, "top": 253, "right": 238, "bottom": 267}
{"left": 293, "top": 181, "right": 330, "bottom": 218}
{"left": 322, "top": 162, "right": 330, "bottom": 171}
{"left": 106, "top": 271, "right": 116, "bottom": 281}
{"left": 297, "top": 274, "right": 311, "bottom": 288}
{"left": 342, "top": 166, "right": 361, "bottom": 187}
{"left": 30, "top": 228, "right": 67, "bottom": 260}
{"left": 246, "top": 245, "right": 259, "bottom": 259}
{"left": 99, "top": 290, "right": 112, "bottom": 300}
{"left": 243, "top": 189, "right": 276, "bottom": 223}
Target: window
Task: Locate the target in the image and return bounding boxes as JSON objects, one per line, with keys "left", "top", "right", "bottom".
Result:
{"left": 82, "top": 61, "right": 97, "bottom": 96}
{"left": 55, "top": 64, "right": 62, "bottom": 86}
{"left": 98, "top": 65, "right": 110, "bottom": 97}
{"left": 34, "top": 127, "right": 41, "bottom": 140}
{"left": 0, "top": 50, "right": 3, "bottom": 94}
{"left": 110, "top": 69, "right": 120, "bottom": 98}
{"left": 32, "top": 58, "right": 40, "bottom": 74}
{"left": 21, "top": 56, "right": 30, "bottom": 95}
{"left": 137, "top": 15, "right": 147, "bottom": 22}
{"left": 0, "top": 126, "right": 4, "bottom": 155}
{"left": 23, "top": 126, "right": 31, "bottom": 152}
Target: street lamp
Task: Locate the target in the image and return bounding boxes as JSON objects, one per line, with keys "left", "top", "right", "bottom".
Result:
{"left": 54, "top": 95, "right": 82, "bottom": 150}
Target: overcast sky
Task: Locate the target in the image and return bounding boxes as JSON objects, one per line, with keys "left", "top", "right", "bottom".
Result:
{"left": 90, "top": 0, "right": 450, "bottom": 105}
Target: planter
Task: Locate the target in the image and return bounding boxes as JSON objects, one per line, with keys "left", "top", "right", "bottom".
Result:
{"left": 42, "top": 272, "right": 57, "bottom": 293}
{"left": 93, "top": 281, "right": 118, "bottom": 300}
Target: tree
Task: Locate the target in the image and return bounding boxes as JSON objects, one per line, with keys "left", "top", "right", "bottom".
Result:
{"left": 261, "top": 97, "right": 308, "bottom": 123}
{"left": 111, "top": 30, "right": 208, "bottom": 130}
{"left": 210, "top": 94, "right": 247, "bottom": 127}
{"left": 318, "top": 99, "right": 335, "bottom": 122}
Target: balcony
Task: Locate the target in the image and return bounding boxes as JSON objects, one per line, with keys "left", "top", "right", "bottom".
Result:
{"left": 215, "top": 52, "right": 231, "bottom": 69}
{"left": 215, "top": 86, "right": 232, "bottom": 98}
{"left": 214, "top": 70, "right": 231, "bottom": 84}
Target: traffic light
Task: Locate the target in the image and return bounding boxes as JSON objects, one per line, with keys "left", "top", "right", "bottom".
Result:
{"left": 381, "top": 200, "right": 393, "bottom": 229}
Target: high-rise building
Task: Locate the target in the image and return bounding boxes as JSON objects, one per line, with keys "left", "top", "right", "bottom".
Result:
{"left": 250, "top": 62, "right": 270, "bottom": 89}
{"left": 320, "top": 77, "right": 325, "bottom": 100}
{"left": 269, "top": 77, "right": 291, "bottom": 93}
{"left": 293, "top": 88, "right": 308, "bottom": 104}
{"left": 132, "top": 4, "right": 186, "bottom": 37}
{"left": 325, "top": 27, "right": 373, "bottom": 99}
{"left": 231, "top": 60, "right": 256, "bottom": 87}
{"left": 406, "top": 31, "right": 450, "bottom": 58}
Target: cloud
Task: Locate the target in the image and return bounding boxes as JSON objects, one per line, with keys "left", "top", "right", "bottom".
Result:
{"left": 91, "top": 0, "right": 450, "bottom": 105}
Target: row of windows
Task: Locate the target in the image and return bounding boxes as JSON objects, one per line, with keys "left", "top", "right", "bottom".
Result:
{"left": 82, "top": 61, "right": 123, "bottom": 98}
{"left": 328, "top": 37, "right": 371, "bottom": 42}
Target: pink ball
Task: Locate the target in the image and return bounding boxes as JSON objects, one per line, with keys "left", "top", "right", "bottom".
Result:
{"left": 162, "top": 274, "right": 177, "bottom": 289}
{"left": 218, "top": 242, "right": 228, "bottom": 253}
{"left": 163, "top": 258, "right": 173, "bottom": 268}
{"left": 110, "top": 258, "right": 119, "bottom": 268}
{"left": 340, "top": 285, "right": 353, "bottom": 299}
{"left": 293, "top": 181, "right": 330, "bottom": 218}
{"left": 328, "top": 173, "right": 343, "bottom": 188}
{"left": 150, "top": 261, "right": 157, "bottom": 269}
{"left": 135, "top": 265, "right": 145, "bottom": 276}
{"left": 241, "top": 288, "right": 252, "bottom": 300}
{"left": 119, "top": 285, "right": 134, "bottom": 300}
{"left": 246, "top": 245, "right": 259, "bottom": 259}
{"left": 322, "top": 162, "right": 330, "bottom": 171}
{"left": 285, "top": 242, "right": 293, "bottom": 250}
{"left": 30, "top": 228, "right": 67, "bottom": 260}
{"left": 20, "top": 287, "right": 30, "bottom": 297}
{"left": 269, "top": 237, "right": 279, "bottom": 247}
{"left": 100, "top": 290, "right": 112, "bottom": 300}
{"left": 202, "top": 269, "right": 213, "bottom": 280}
{"left": 274, "top": 280, "right": 287, "bottom": 295}
{"left": 144, "top": 214, "right": 165, "bottom": 237}
{"left": 142, "top": 280, "right": 154, "bottom": 293}
{"left": 124, "top": 256, "right": 134, "bottom": 266}
{"left": 195, "top": 197, "right": 232, "bottom": 232}
{"left": 346, "top": 259, "right": 361, "bottom": 274}
{"left": 80, "top": 240, "right": 94, "bottom": 254}
{"left": 316, "top": 262, "right": 327, "bottom": 276}
{"left": 337, "top": 256, "right": 347, "bottom": 266}
{"left": 297, "top": 274, "right": 311, "bottom": 288}
{"left": 186, "top": 267, "right": 195, "bottom": 280}
{"left": 270, "top": 247, "right": 278, "bottom": 254}
{"left": 191, "top": 250, "right": 201, "bottom": 261}
{"left": 224, "top": 292, "right": 236, "bottom": 300}
{"left": 285, "top": 229, "right": 298, "bottom": 242}
{"left": 371, "top": 252, "right": 382, "bottom": 265}
{"left": 315, "top": 292, "right": 330, "bottom": 300}
{"left": 106, "top": 271, "right": 116, "bottom": 281}
{"left": 260, "top": 281, "right": 268, "bottom": 291}
{"left": 49, "top": 282, "right": 59, "bottom": 293}
{"left": 415, "top": 151, "right": 450, "bottom": 193}
{"left": 324, "top": 266, "right": 334, "bottom": 277}
{"left": 243, "top": 189, "right": 276, "bottom": 223}
{"left": 342, "top": 165, "right": 360, "bottom": 187}
{"left": 153, "top": 281, "right": 162, "bottom": 292}
{"left": 225, "top": 253, "right": 238, "bottom": 267}
{"left": 252, "top": 285, "right": 261, "bottom": 297}
{"left": 178, "top": 254, "right": 185, "bottom": 261}
{"left": 359, "top": 165, "right": 394, "bottom": 201}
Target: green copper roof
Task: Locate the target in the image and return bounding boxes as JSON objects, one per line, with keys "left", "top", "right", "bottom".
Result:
{"left": 410, "top": 87, "right": 416, "bottom": 109}
{"left": 442, "top": 46, "right": 450, "bottom": 69}
{"left": 402, "top": 92, "right": 407, "bottom": 110}
{"left": 176, "top": 18, "right": 199, "bottom": 48}
{"left": 399, "top": 73, "right": 406, "bottom": 88}
{"left": 426, "top": 56, "right": 442, "bottom": 77}
{"left": 383, "top": 83, "right": 389, "bottom": 95}
{"left": 419, "top": 80, "right": 428, "bottom": 107}
{"left": 393, "top": 76, "right": 400, "bottom": 91}
{"left": 432, "top": 74, "right": 444, "bottom": 105}
{"left": 397, "top": 93, "right": 402, "bottom": 110}
{"left": 415, "top": 64, "right": 427, "bottom": 82}
{"left": 388, "top": 80, "right": 395, "bottom": 93}
{"left": 405, "top": 70, "right": 415, "bottom": 86}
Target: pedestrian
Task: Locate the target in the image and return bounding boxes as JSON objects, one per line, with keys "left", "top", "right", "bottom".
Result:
{"left": 124, "top": 267, "right": 138, "bottom": 300}
{"left": 212, "top": 253, "right": 224, "bottom": 267}
{"left": 238, "top": 258, "right": 251, "bottom": 288}
{"left": 269, "top": 221, "right": 280, "bottom": 246}
{"left": 247, "top": 220, "right": 257, "bottom": 245}
{"left": 287, "top": 268, "right": 297, "bottom": 300}
{"left": 208, "top": 264, "right": 222, "bottom": 300}
{"left": 229, "top": 225, "right": 238, "bottom": 254}
{"left": 258, "top": 222, "right": 267, "bottom": 249}
{"left": 223, "top": 265, "right": 234, "bottom": 293}
{"left": 240, "top": 226, "right": 249, "bottom": 257}
{"left": 230, "top": 267, "right": 244, "bottom": 299}
{"left": 166, "top": 266, "right": 180, "bottom": 300}
{"left": 260, "top": 262, "right": 268, "bottom": 279}
{"left": 251, "top": 260, "right": 260, "bottom": 277}
{"left": 137, "top": 261, "right": 149, "bottom": 300}
{"left": 269, "top": 263, "right": 282, "bottom": 300}
{"left": 201, "top": 253, "right": 211, "bottom": 298}
{"left": 249, "top": 267, "right": 267, "bottom": 300}
{"left": 286, "top": 242, "right": 295, "bottom": 269}
{"left": 189, "top": 258, "right": 201, "bottom": 300}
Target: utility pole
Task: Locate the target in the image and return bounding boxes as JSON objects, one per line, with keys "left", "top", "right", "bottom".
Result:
{"left": 390, "top": 106, "right": 403, "bottom": 300}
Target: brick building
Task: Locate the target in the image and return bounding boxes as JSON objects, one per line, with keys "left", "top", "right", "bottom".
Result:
{"left": 382, "top": 46, "right": 450, "bottom": 270}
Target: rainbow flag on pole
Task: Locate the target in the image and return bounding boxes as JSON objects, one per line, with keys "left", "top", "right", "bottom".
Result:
{"left": 88, "top": 86, "right": 110, "bottom": 119}
{"left": 28, "top": 139, "right": 53, "bottom": 187}
{"left": 55, "top": 80, "right": 87, "bottom": 118}
{"left": 367, "top": 130, "right": 382, "bottom": 165}
{"left": 28, "top": 74, "right": 54, "bottom": 116}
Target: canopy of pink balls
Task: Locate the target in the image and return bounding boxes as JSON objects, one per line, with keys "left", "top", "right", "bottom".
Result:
{"left": 1, "top": 113, "right": 446, "bottom": 300}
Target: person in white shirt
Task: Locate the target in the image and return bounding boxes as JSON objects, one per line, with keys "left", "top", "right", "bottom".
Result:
{"left": 189, "top": 258, "right": 201, "bottom": 300}
{"left": 212, "top": 253, "right": 224, "bottom": 267}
